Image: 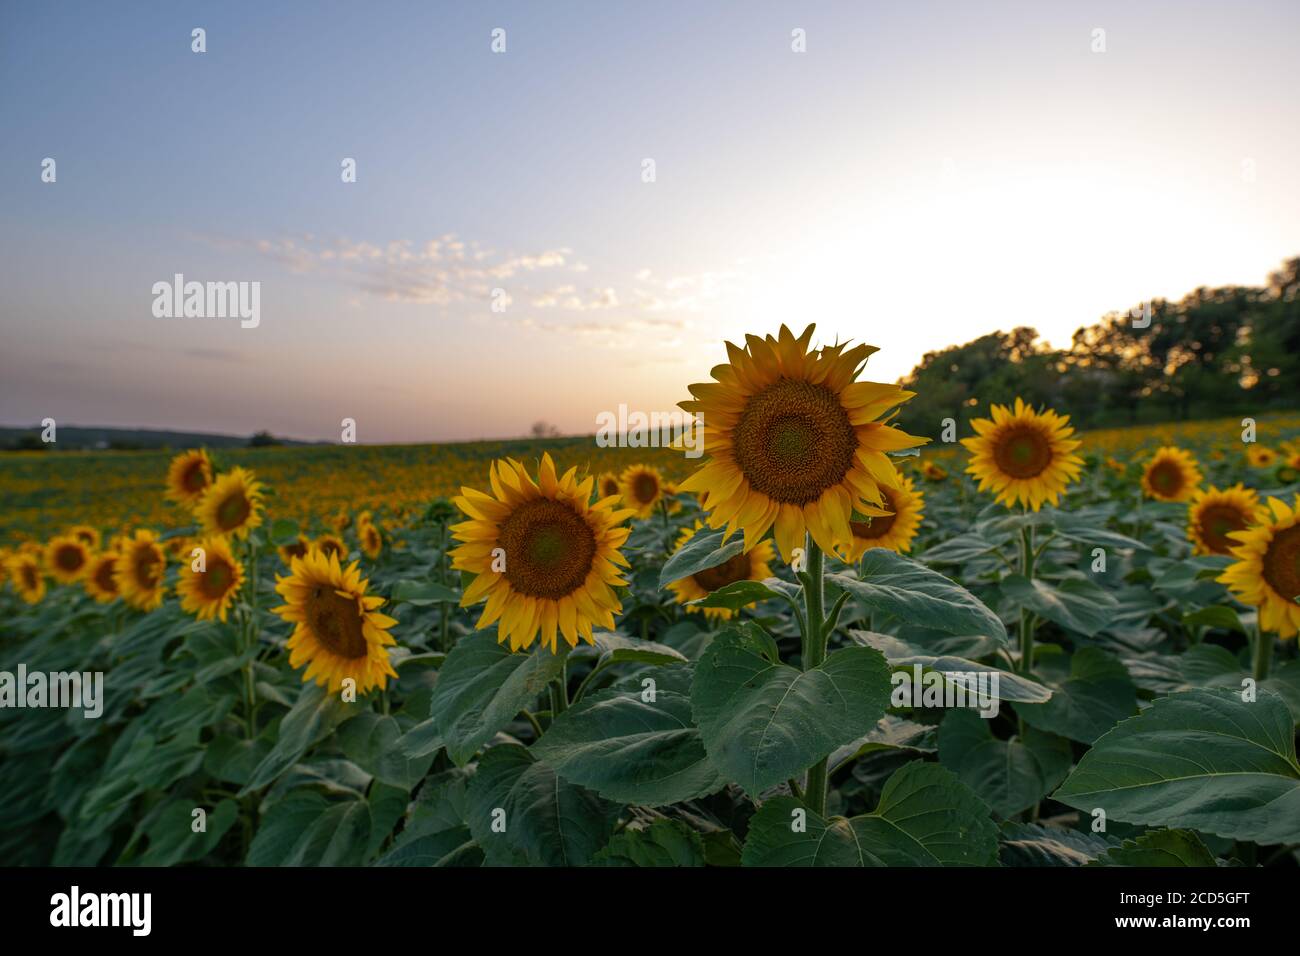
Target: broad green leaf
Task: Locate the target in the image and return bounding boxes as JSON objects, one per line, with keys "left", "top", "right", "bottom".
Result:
{"left": 830, "top": 716, "right": 937, "bottom": 773}
{"left": 532, "top": 685, "right": 726, "bottom": 806}
{"left": 590, "top": 631, "right": 688, "bottom": 667}
{"left": 1091, "top": 829, "right": 1218, "bottom": 867}
{"left": 337, "top": 712, "right": 435, "bottom": 789}
{"left": 831, "top": 550, "right": 1008, "bottom": 646}
{"left": 1000, "top": 574, "right": 1118, "bottom": 637}
{"left": 390, "top": 579, "right": 460, "bottom": 605}
{"left": 938, "top": 708, "right": 1072, "bottom": 818}
{"left": 998, "top": 822, "right": 1114, "bottom": 867}
{"left": 687, "top": 579, "right": 787, "bottom": 613}
{"left": 1182, "top": 605, "right": 1247, "bottom": 637}
{"left": 465, "top": 744, "right": 618, "bottom": 866}
{"left": 1054, "top": 688, "right": 1300, "bottom": 844}
{"left": 239, "top": 682, "right": 353, "bottom": 795}
{"left": 430, "top": 631, "right": 567, "bottom": 765}
{"left": 741, "top": 761, "right": 998, "bottom": 866}
{"left": 591, "top": 820, "right": 707, "bottom": 867}
{"left": 394, "top": 717, "right": 444, "bottom": 761}
{"left": 136, "top": 800, "right": 238, "bottom": 866}
{"left": 853, "top": 630, "right": 1051, "bottom": 704}
{"left": 268, "top": 518, "right": 300, "bottom": 546}
{"left": 658, "top": 527, "right": 744, "bottom": 588}
{"left": 1014, "top": 647, "right": 1136, "bottom": 744}
{"left": 691, "top": 625, "right": 892, "bottom": 795}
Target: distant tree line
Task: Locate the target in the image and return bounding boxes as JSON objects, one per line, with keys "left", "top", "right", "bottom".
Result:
{"left": 895, "top": 256, "right": 1300, "bottom": 434}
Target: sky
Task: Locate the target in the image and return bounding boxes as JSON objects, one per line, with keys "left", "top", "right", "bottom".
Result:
{"left": 2, "top": 0, "right": 1299, "bottom": 443}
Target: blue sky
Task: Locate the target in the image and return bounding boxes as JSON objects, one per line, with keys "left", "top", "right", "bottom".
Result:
{"left": 3, "top": 0, "right": 1299, "bottom": 441}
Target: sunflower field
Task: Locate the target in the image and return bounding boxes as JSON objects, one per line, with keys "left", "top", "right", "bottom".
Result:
{"left": 3, "top": 324, "right": 1300, "bottom": 870}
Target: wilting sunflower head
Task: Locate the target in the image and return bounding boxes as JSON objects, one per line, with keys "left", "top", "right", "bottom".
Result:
{"left": 44, "top": 534, "right": 92, "bottom": 584}
{"left": 961, "top": 398, "right": 1084, "bottom": 511}
{"left": 847, "top": 474, "right": 926, "bottom": 561}
{"left": 618, "top": 464, "right": 665, "bottom": 519}
{"left": 667, "top": 521, "right": 775, "bottom": 622}
{"left": 359, "top": 522, "right": 383, "bottom": 560}
{"left": 114, "top": 529, "right": 168, "bottom": 611}
{"left": 596, "top": 471, "right": 622, "bottom": 502}
{"left": 450, "top": 453, "right": 635, "bottom": 653}
{"left": 83, "top": 551, "right": 122, "bottom": 604}
{"left": 165, "top": 448, "right": 214, "bottom": 505}
{"left": 278, "top": 534, "right": 311, "bottom": 565}
{"left": 273, "top": 549, "right": 399, "bottom": 693}
{"left": 70, "top": 525, "right": 102, "bottom": 550}
{"left": 1246, "top": 445, "right": 1278, "bottom": 469}
{"left": 312, "top": 533, "right": 348, "bottom": 561}
{"left": 195, "top": 466, "right": 265, "bottom": 539}
{"left": 1141, "top": 446, "right": 1202, "bottom": 502}
{"left": 7, "top": 552, "right": 46, "bottom": 604}
{"left": 1219, "top": 495, "right": 1300, "bottom": 639}
{"left": 1188, "top": 484, "right": 1264, "bottom": 556}
{"left": 177, "top": 536, "right": 246, "bottom": 622}
{"left": 677, "top": 323, "right": 927, "bottom": 560}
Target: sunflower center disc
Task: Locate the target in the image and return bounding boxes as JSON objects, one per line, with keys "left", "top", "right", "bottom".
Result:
{"left": 851, "top": 490, "right": 899, "bottom": 540}
{"left": 1262, "top": 525, "right": 1300, "bottom": 605}
{"left": 1149, "top": 461, "right": 1183, "bottom": 496}
{"left": 201, "top": 559, "right": 233, "bottom": 598}
{"left": 692, "top": 550, "right": 754, "bottom": 592}
{"left": 633, "top": 473, "right": 659, "bottom": 504}
{"left": 306, "top": 587, "right": 369, "bottom": 659}
{"left": 23, "top": 566, "right": 38, "bottom": 588}
{"left": 1198, "top": 504, "right": 1247, "bottom": 554}
{"left": 56, "top": 546, "right": 83, "bottom": 571}
{"left": 994, "top": 426, "right": 1052, "bottom": 480}
{"left": 732, "top": 379, "right": 858, "bottom": 504}
{"left": 498, "top": 498, "right": 597, "bottom": 599}
{"left": 134, "top": 548, "right": 161, "bottom": 588}
{"left": 95, "top": 560, "right": 117, "bottom": 592}
{"left": 184, "top": 464, "right": 207, "bottom": 491}
{"left": 217, "top": 492, "right": 251, "bottom": 530}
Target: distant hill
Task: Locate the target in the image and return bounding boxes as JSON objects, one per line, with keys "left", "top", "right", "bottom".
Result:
{"left": 0, "top": 425, "right": 317, "bottom": 451}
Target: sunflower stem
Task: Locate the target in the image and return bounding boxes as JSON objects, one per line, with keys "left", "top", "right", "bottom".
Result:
{"left": 801, "top": 536, "right": 829, "bottom": 817}
{"left": 1017, "top": 521, "right": 1036, "bottom": 676}
{"left": 1253, "top": 623, "right": 1273, "bottom": 682}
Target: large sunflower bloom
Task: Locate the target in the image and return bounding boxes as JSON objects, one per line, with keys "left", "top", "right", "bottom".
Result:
{"left": 667, "top": 521, "right": 775, "bottom": 622}
{"left": 450, "top": 454, "right": 635, "bottom": 652}
{"left": 847, "top": 474, "right": 925, "bottom": 561}
{"left": 166, "top": 449, "right": 214, "bottom": 505}
{"left": 273, "top": 550, "right": 399, "bottom": 693}
{"left": 619, "top": 464, "right": 666, "bottom": 519}
{"left": 83, "top": 551, "right": 122, "bottom": 604}
{"left": 177, "top": 536, "right": 246, "bottom": 622}
{"left": 961, "top": 398, "right": 1083, "bottom": 511}
{"left": 1219, "top": 495, "right": 1300, "bottom": 639}
{"left": 1141, "top": 446, "right": 1202, "bottom": 502}
{"left": 1187, "top": 484, "right": 1264, "bottom": 556}
{"left": 678, "top": 324, "right": 926, "bottom": 560}
{"left": 44, "top": 534, "right": 92, "bottom": 584}
{"left": 115, "top": 529, "right": 168, "bottom": 611}
{"left": 194, "top": 466, "right": 265, "bottom": 539}
{"left": 7, "top": 552, "right": 46, "bottom": 604}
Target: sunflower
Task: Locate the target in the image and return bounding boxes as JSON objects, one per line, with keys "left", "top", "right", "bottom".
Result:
{"left": 678, "top": 324, "right": 926, "bottom": 560}
{"left": 312, "top": 533, "right": 348, "bottom": 561}
{"left": 166, "top": 449, "right": 214, "bottom": 505}
{"left": 847, "top": 474, "right": 926, "bottom": 560}
{"left": 619, "top": 464, "right": 666, "bottom": 519}
{"left": 115, "top": 529, "right": 168, "bottom": 611}
{"left": 1187, "top": 484, "right": 1264, "bottom": 556}
{"left": 450, "top": 454, "right": 635, "bottom": 652}
{"left": 359, "top": 520, "right": 383, "bottom": 560}
{"left": 70, "top": 525, "right": 101, "bottom": 549}
{"left": 273, "top": 550, "right": 399, "bottom": 693}
{"left": 961, "top": 398, "right": 1083, "bottom": 511}
{"left": 920, "top": 460, "right": 948, "bottom": 482}
{"left": 44, "top": 534, "right": 92, "bottom": 584}
{"left": 596, "top": 471, "right": 622, "bottom": 502}
{"left": 6, "top": 552, "right": 45, "bottom": 604}
{"left": 1219, "top": 495, "right": 1300, "bottom": 639}
{"left": 278, "top": 534, "right": 311, "bottom": 565}
{"left": 177, "top": 536, "right": 246, "bottom": 622}
{"left": 667, "top": 521, "right": 775, "bottom": 621}
{"left": 194, "top": 466, "right": 264, "bottom": 539}
{"left": 1140, "top": 446, "right": 1202, "bottom": 502}
{"left": 1245, "top": 445, "right": 1278, "bottom": 469}
{"left": 83, "top": 551, "right": 122, "bottom": 604}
